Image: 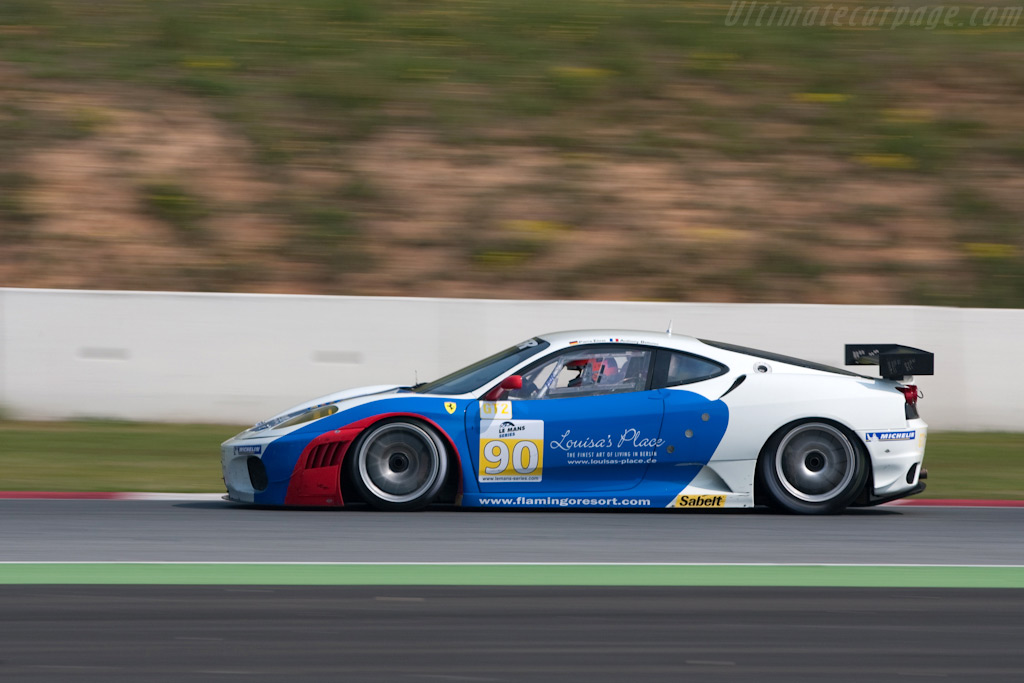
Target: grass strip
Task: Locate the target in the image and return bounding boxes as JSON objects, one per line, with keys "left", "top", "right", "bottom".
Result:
{"left": 0, "top": 421, "right": 240, "bottom": 493}
{"left": 921, "top": 432, "right": 1024, "bottom": 499}
{"left": 1, "top": 563, "right": 1022, "bottom": 588}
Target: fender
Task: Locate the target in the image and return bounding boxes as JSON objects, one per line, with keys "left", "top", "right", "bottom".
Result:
{"left": 283, "top": 412, "right": 463, "bottom": 507}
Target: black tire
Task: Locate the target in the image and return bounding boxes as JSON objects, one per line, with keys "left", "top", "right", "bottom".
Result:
{"left": 347, "top": 420, "right": 449, "bottom": 511}
{"left": 758, "top": 420, "right": 868, "bottom": 515}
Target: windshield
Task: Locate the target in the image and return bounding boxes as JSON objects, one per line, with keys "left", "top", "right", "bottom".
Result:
{"left": 412, "top": 338, "right": 550, "bottom": 395}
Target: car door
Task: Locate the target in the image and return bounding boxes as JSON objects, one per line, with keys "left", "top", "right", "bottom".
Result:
{"left": 465, "top": 344, "right": 663, "bottom": 493}
{"left": 644, "top": 349, "right": 732, "bottom": 487}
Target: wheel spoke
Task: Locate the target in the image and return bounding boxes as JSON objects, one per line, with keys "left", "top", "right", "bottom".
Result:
{"left": 356, "top": 423, "right": 443, "bottom": 506}
{"left": 774, "top": 423, "right": 856, "bottom": 504}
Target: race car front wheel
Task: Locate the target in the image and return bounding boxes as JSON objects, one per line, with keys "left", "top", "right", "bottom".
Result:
{"left": 349, "top": 420, "right": 449, "bottom": 511}
{"left": 758, "top": 421, "right": 868, "bottom": 515}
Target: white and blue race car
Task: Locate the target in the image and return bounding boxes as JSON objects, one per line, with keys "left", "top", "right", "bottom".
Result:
{"left": 221, "top": 330, "right": 931, "bottom": 514}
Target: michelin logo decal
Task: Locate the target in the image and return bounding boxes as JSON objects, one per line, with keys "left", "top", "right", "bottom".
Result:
{"left": 865, "top": 430, "right": 915, "bottom": 442}
{"left": 234, "top": 444, "right": 263, "bottom": 455}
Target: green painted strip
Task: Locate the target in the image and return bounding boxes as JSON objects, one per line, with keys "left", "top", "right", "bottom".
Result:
{"left": 0, "top": 564, "right": 1022, "bottom": 588}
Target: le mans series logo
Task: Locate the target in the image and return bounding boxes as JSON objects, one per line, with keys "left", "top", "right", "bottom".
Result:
{"left": 497, "top": 421, "right": 527, "bottom": 438}
{"left": 865, "top": 430, "right": 916, "bottom": 442}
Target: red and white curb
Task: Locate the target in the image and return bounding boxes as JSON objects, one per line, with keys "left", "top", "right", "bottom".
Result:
{"left": 0, "top": 492, "right": 1023, "bottom": 506}
{"left": 0, "top": 492, "right": 225, "bottom": 501}
{"left": 886, "top": 498, "right": 1024, "bottom": 508}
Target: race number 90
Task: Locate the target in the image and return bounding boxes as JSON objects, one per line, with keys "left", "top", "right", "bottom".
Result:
{"left": 478, "top": 438, "right": 543, "bottom": 482}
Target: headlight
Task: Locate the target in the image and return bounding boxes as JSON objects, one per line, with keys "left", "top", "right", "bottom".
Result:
{"left": 274, "top": 404, "right": 339, "bottom": 429}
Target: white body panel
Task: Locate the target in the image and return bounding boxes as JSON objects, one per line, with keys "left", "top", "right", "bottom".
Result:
{"left": 529, "top": 331, "right": 927, "bottom": 507}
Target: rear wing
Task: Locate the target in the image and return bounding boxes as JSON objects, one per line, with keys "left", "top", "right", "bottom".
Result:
{"left": 844, "top": 344, "right": 934, "bottom": 380}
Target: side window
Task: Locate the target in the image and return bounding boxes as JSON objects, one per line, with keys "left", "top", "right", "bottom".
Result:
{"left": 509, "top": 346, "right": 653, "bottom": 400}
{"left": 656, "top": 350, "right": 727, "bottom": 387}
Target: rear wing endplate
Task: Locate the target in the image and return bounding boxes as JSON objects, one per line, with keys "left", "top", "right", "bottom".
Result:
{"left": 844, "top": 344, "right": 934, "bottom": 380}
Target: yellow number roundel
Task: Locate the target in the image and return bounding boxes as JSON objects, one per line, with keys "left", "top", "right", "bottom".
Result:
{"left": 478, "top": 418, "right": 544, "bottom": 483}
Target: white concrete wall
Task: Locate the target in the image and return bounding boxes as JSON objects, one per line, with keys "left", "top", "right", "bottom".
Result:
{"left": 1, "top": 287, "right": 1020, "bottom": 430}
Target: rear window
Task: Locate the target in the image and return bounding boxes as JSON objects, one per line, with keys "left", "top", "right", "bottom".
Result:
{"left": 662, "top": 351, "right": 727, "bottom": 386}
{"left": 698, "top": 339, "right": 864, "bottom": 377}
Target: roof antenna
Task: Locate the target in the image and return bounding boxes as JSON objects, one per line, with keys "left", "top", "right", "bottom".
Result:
{"left": 666, "top": 319, "right": 673, "bottom": 335}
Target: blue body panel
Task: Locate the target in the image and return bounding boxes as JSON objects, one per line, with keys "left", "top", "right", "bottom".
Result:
{"left": 466, "top": 391, "right": 665, "bottom": 493}
{"left": 255, "top": 394, "right": 474, "bottom": 506}
{"left": 643, "top": 388, "right": 730, "bottom": 488}
{"left": 254, "top": 389, "right": 729, "bottom": 508}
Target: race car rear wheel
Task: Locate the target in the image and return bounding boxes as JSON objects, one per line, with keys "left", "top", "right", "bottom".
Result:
{"left": 759, "top": 421, "right": 867, "bottom": 515}
{"left": 349, "top": 420, "right": 449, "bottom": 511}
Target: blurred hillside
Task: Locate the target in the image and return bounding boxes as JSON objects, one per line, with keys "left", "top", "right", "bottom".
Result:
{"left": 1, "top": 0, "right": 1022, "bottom": 305}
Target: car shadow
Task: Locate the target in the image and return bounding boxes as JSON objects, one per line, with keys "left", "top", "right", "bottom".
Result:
{"left": 173, "top": 501, "right": 905, "bottom": 516}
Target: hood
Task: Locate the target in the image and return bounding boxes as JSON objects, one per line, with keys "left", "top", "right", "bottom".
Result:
{"left": 251, "top": 384, "right": 401, "bottom": 432}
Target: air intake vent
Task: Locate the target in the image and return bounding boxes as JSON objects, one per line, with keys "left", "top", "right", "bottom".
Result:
{"left": 247, "top": 457, "right": 268, "bottom": 492}
{"left": 305, "top": 442, "right": 344, "bottom": 469}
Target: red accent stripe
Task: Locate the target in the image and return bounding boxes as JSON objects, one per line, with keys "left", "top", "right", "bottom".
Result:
{"left": 0, "top": 491, "right": 125, "bottom": 500}
{"left": 887, "top": 498, "right": 1024, "bottom": 507}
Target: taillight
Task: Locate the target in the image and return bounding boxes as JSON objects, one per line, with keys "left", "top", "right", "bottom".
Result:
{"left": 898, "top": 385, "right": 919, "bottom": 405}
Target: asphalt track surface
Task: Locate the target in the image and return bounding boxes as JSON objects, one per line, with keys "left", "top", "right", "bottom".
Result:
{"left": 3, "top": 501, "right": 1022, "bottom": 681}
{"left": 2, "top": 585, "right": 1023, "bottom": 682}
{"left": 2, "top": 499, "right": 1023, "bottom": 564}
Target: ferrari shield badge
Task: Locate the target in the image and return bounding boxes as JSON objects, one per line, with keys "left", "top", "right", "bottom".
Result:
{"left": 444, "top": 402, "right": 457, "bottom": 415}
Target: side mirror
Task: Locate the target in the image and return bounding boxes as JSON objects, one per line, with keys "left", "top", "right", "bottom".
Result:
{"left": 483, "top": 375, "right": 523, "bottom": 402}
